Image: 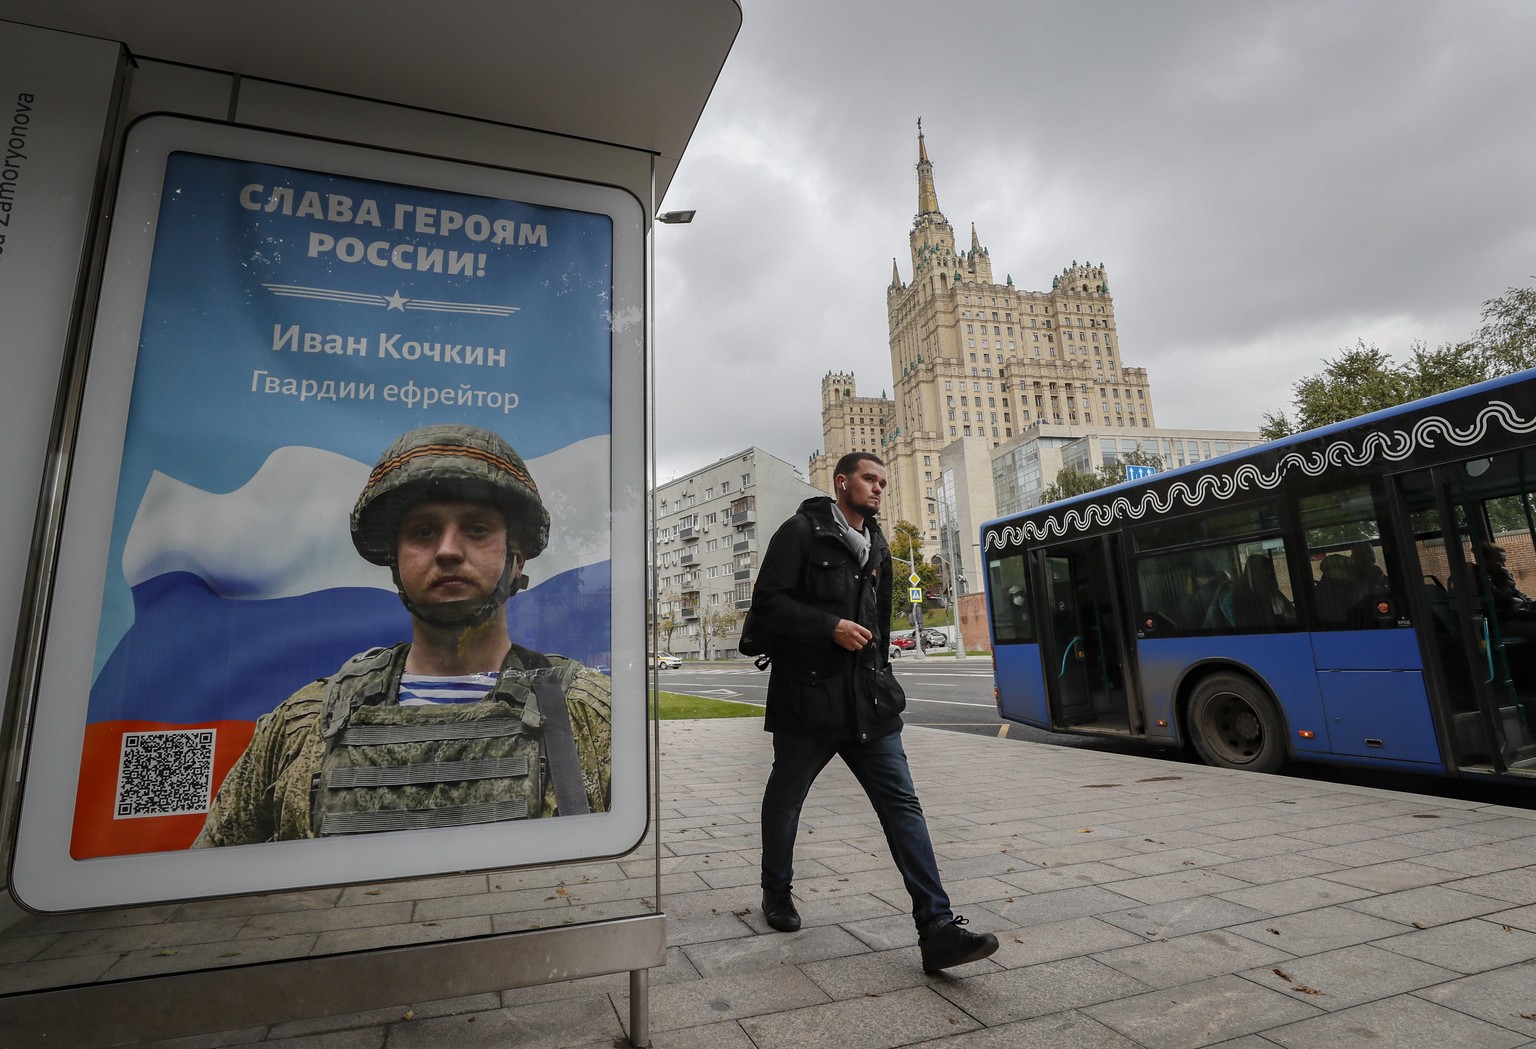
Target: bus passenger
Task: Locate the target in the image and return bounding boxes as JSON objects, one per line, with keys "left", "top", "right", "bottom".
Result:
{"left": 1482, "top": 543, "right": 1535, "bottom": 617}
{"left": 1192, "top": 558, "right": 1235, "bottom": 629}
{"left": 1313, "top": 554, "right": 1360, "bottom": 625}
{"left": 1242, "top": 554, "right": 1294, "bottom": 624}
{"left": 1479, "top": 543, "right": 1536, "bottom": 700}
{"left": 1349, "top": 542, "right": 1390, "bottom": 592}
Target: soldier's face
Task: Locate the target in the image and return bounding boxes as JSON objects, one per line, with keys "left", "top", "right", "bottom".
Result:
{"left": 395, "top": 500, "right": 521, "bottom": 611}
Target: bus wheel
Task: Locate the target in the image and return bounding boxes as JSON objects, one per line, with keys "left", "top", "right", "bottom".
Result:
{"left": 1187, "top": 673, "right": 1286, "bottom": 774}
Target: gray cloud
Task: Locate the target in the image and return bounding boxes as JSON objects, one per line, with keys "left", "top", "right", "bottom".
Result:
{"left": 655, "top": 0, "right": 1536, "bottom": 478}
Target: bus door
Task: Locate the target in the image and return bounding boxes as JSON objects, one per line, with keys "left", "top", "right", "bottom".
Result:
{"left": 1037, "top": 536, "right": 1138, "bottom": 733}
{"left": 1398, "top": 455, "right": 1536, "bottom": 776}
{"left": 987, "top": 550, "right": 1048, "bottom": 727}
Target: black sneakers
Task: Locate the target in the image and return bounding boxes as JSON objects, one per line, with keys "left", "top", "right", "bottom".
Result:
{"left": 919, "top": 916, "right": 999, "bottom": 971}
{"left": 761, "top": 887, "right": 801, "bottom": 932}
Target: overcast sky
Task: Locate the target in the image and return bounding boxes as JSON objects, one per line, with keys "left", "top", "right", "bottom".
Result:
{"left": 653, "top": 0, "right": 1536, "bottom": 484}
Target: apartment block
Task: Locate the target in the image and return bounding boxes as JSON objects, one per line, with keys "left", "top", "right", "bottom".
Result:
{"left": 654, "top": 447, "right": 824, "bottom": 659}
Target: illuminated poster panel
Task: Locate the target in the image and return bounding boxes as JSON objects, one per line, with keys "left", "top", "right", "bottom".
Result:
{"left": 12, "top": 117, "right": 646, "bottom": 910}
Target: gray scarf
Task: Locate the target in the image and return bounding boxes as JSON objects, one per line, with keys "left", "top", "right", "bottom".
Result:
{"left": 829, "top": 502, "right": 871, "bottom": 567}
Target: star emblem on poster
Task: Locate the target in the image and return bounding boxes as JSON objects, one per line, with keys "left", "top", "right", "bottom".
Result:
{"left": 261, "top": 282, "right": 519, "bottom": 317}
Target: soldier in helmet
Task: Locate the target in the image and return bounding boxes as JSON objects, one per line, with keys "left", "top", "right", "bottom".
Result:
{"left": 193, "top": 425, "right": 611, "bottom": 846}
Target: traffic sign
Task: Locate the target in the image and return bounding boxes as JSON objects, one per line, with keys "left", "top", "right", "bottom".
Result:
{"left": 1125, "top": 464, "right": 1157, "bottom": 481}
{"left": 908, "top": 587, "right": 924, "bottom": 603}
{"left": 908, "top": 572, "right": 920, "bottom": 585}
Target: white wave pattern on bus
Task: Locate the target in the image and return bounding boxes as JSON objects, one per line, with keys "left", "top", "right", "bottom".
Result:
{"left": 985, "top": 400, "right": 1536, "bottom": 551}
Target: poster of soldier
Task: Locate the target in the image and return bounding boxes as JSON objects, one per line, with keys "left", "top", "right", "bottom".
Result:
{"left": 12, "top": 119, "right": 646, "bottom": 910}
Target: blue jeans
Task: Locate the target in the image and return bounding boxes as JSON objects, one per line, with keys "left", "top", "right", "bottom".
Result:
{"left": 760, "top": 730, "right": 952, "bottom": 931}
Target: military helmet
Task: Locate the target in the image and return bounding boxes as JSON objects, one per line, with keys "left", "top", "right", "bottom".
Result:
{"left": 351, "top": 425, "right": 550, "bottom": 565}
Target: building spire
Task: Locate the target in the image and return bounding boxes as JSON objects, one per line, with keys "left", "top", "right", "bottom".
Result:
{"left": 970, "top": 222, "right": 981, "bottom": 253}
{"left": 891, "top": 257, "right": 902, "bottom": 287}
{"left": 916, "top": 118, "right": 941, "bottom": 217}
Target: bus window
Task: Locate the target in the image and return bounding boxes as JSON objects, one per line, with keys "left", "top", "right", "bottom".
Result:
{"left": 1134, "top": 539, "right": 1295, "bottom": 636}
{"left": 1298, "top": 483, "right": 1399, "bottom": 630}
{"left": 1484, "top": 493, "right": 1536, "bottom": 599}
{"left": 1133, "top": 503, "right": 1279, "bottom": 551}
{"left": 1229, "top": 547, "right": 1299, "bottom": 629}
{"left": 1133, "top": 549, "right": 1206, "bottom": 633}
{"left": 987, "top": 554, "right": 1035, "bottom": 643}
{"left": 1129, "top": 501, "right": 1293, "bottom": 636}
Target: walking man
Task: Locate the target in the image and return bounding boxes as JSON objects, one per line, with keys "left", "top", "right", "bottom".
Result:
{"left": 749, "top": 451, "right": 998, "bottom": 971}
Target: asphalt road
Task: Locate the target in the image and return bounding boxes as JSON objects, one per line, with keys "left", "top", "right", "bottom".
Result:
{"left": 658, "top": 657, "right": 1199, "bottom": 755}
{"left": 658, "top": 659, "right": 1536, "bottom": 809}
{"left": 657, "top": 655, "right": 1016, "bottom": 734}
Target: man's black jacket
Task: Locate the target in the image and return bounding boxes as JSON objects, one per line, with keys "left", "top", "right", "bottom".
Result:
{"left": 750, "top": 496, "right": 905, "bottom": 741}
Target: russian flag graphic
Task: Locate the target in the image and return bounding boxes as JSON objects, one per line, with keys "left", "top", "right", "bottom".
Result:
{"left": 72, "top": 437, "right": 611, "bottom": 857}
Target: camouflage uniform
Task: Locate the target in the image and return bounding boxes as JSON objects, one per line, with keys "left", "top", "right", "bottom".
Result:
{"left": 192, "top": 424, "right": 611, "bottom": 847}
{"left": 192, "top": 641, "right": 611, "bottom": 846}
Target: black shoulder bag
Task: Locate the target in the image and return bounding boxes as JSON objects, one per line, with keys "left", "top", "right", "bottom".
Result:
{"left": 738, "top": 514, "right": 812, "bottom": 669}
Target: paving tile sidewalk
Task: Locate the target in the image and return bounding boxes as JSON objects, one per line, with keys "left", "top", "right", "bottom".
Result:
{"left": 51, "top": 720, "right": 1536, "bottom": 1047}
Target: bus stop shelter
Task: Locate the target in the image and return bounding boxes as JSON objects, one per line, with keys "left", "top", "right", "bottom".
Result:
{"left": 0, "top": 3, "right": 739, "bottom": 1046}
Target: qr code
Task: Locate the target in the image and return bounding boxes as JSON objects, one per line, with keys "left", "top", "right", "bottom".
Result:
{"left": 114, "top": 729, "right": 217, "bottom": 818}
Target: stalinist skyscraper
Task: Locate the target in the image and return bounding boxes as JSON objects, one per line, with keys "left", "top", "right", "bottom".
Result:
{"left": 863, "top": 122, "right": 1155, "bottom": 545}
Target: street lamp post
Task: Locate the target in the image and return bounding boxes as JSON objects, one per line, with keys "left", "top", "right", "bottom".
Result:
{"left": 936, "top": 494, "right": 967, "bottom": 661}
{"left": 891, "top": 546, "right": 926, "bottom": 660}
{"left": 652, "top": 207, "right": 695, "bottom": 664}
{"left": 929, "top": 550, "right": 966, "bottom": 660}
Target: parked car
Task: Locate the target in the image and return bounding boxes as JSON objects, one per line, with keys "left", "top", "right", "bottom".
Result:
{"left": 893, "top": 630, "right": 948, "bottom": 649}
{"left": 654, "top": 653, "right": 682, "bottom": 669}
{"left": 888, "top": 642, "right": 903, "bottom": 659}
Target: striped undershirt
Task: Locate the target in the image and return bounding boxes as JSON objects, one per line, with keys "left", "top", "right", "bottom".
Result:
{"left": 397, "top": 671, "right": 500, "bottom": 706}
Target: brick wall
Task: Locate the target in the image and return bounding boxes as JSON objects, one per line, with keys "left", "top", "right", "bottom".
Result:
{"left": 1501, "top": 531, "right": 1536, "bottom": 593}
{"left": 1413, "top": 530, "right": 1534, "bottom": 594}
{"left": 958, "top": 592, "right": 991, "bottom": 653}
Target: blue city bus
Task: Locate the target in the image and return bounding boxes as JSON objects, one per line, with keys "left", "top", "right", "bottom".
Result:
{"left": 981, "top": 368, "right": 1536, "bottom": 783}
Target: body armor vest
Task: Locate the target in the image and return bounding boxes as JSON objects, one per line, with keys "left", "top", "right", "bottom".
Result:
{"left": 310, "top": 643, "right": 578, "bottom": 836}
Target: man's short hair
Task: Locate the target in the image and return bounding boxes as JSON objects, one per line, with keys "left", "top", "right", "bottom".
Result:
{"left": 833, "top": 451, "right": 884, "bottom": 480}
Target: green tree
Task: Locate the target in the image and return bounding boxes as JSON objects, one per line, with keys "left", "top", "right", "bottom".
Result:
{"left": 887, "top": 519, "right": 938, "bottom": 626}
{"left": 1290, "top": 342, "right": 1413, "bottom": 433}
{"left": 1040, "top": 447, "right": 1165, "bottom": 504}
{"left": 1262, "top": 283, "right": 1534, "bottom": 438}
{"left": 1262, "top": 339, "right": 1489, "bottom": 438}
{"left": 1257, "top": 412, "right": 1294, "bottom": 442}
{"left": 699, "top": 602, "right": 739, "bottom": 660}
{"left": 648, "top": 583, "right": 681, "bottom": 653}
{"left": 1475, "top": 283, "right": 1536, "bottom": 372}
{"left": 1404, "top": 339, "right": 1487, "bottom": 401}
{"left": 888, "top": 519, "right": 938, "bottom": 588}
{"left": 1039, "top": 467, "right": 1100, "bottom": 505}
{"left": 655, "top": 601, "right": 678, "bottom": 654}
{"left": 888, "top": 518, "right": 922, "bottom": 565}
